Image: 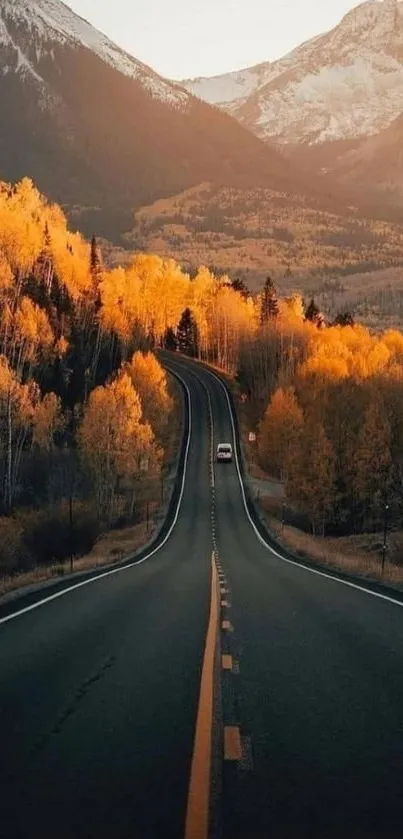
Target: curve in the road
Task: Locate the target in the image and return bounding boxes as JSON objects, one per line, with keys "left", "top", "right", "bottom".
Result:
{"left": 0, "top": 369, "right": 193, "bottom": 627}
{"left": 202, "top": 363, "right": 403, "bottom": 610}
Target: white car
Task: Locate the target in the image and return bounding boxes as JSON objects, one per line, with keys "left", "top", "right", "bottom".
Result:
{"left": 216, "top": 443, "right": 233, "bottom": 463}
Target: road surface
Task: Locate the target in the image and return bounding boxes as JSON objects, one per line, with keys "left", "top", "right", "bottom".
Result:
{"left": 1, "top": 355, "right": 403, "bottom": 839}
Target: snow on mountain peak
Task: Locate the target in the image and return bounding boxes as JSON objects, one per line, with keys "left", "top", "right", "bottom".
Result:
{"left": 182, "top": 0, "right": 403, "bottom": 145}
{"left": 0, "top": 0, "right": 189, "bottom": 108}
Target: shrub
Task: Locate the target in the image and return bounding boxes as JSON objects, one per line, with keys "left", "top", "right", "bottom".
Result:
{"left": 0, "top": 517, "right": 28, "bottom": 577}
{"left": 22, "top": 503, "right": 100, "bottom": 567}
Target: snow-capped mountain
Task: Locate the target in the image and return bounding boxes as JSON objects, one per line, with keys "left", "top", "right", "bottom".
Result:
{"left": 0, "top": 0, "right": 299, "bottom": 240}
{"left": 0, "top": 0, "right": 188, "bottom": 107}
{"left": 182, "top": 0, "right": 403, "bottom": 145}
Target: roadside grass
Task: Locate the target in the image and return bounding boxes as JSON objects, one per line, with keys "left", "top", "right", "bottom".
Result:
{"left": 0, "top": 374, "right": 182, "bottom": 601}
{"left": 258, "top": 496, "right": 403, "bottom": 589}
{"left": 0, "top": 520, "right": 154, "bottom": 598}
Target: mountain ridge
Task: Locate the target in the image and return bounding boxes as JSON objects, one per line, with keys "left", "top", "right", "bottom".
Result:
{"left": 182, "top": 0, "right": 403, "bottom": 145}
{"left": 0, "top": 0, "right": 307, "bottom": 241}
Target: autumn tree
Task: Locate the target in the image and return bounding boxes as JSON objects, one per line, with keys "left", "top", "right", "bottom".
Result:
{"left": 79, "top": 373, "right": 158, "bottom": 521}
{"left": 32, "top": 392, "right": 63, "bottom": 452}
{"left": 286, "top": 416, "right": 336, "bottom": 536}
{"left": 0, "top": 355, "right": 35, "bottom": 511}
{"left": 258, "top": 387, "right": 303, "bottom": 479}
{"left": 351, "top": 399, "right": 393, "bottom": 528}
{"left": 124, "top": 351, "right": 173, "bottom": 439}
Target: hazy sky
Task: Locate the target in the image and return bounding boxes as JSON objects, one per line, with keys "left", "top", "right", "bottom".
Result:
{"left": 67, "top": 0, "right": 364, "bottom": 79}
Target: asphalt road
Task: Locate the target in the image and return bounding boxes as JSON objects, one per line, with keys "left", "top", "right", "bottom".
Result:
{"left": 172, "top": 357, "right": 403, "bottom": 839}
{"left": 2, "top": 355, "right": 403, "bottom": 839}
{"left": 0, "top": 368, "right": 214, "bottom": 839}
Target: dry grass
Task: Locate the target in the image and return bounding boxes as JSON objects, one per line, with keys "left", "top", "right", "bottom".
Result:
{"left": 0, "top": 520, "right": 156, "bottom": 599}
{"left": 262, "top": 505, "right": 403, "bottom": 589}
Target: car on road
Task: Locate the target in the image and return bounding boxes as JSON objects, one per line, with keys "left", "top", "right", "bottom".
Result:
{"left": 216, "top": 443, "right": 233, "bottom": 463}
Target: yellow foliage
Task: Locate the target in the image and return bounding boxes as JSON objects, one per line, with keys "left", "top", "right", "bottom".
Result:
{"left": 14, "top": 297, "right": 54, "bottom": 350}
{"left": 33, "top": 393, "right": 63, "bottom": 451}
{"left": 258, "top": 387, "right": 303, "bottom": 478}
{"left": 79, "top": 373, "right": 159, "bottom": 503}
{"left": 124, "top": 351, "right": 173, "bottom": 436}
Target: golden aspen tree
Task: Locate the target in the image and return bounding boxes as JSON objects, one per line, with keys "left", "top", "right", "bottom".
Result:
{"left": 32, "top": 393, "right": 63, "bottom": 451}
{"left": 0, "top": 355, "right": 35, "bottom": 509}
{"left": 78, "top": 373, "right": 157, "bottom": 520}
{"left": 286, "top": 416, "right": 336, "bottom": 536}
{"left": 258, "top": 387, "right": 303, "bottom": 479}
{"left": 124, "top": 351, "right": 173, "bottom": 438}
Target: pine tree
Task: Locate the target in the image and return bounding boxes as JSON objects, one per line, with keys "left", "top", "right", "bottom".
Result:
{"left": 163, "top": 327, "right": 178, "bottom": 351}
{"left": 260, "top": 276, "right": 279, "bottom": 324}
{"left": 231, "top": 277, "right": 250, "bottom": 300}
{"left": 334, "top": 311, "right": 355, "bottom": 327}
{"left": 90, "top": 234, "right": 103, "bottom": 284}
{"left": 177, "top": 308, "right": 198, "bottom": 356}
{"left": 305, "top": 297, "right": 323, "bottom": 326}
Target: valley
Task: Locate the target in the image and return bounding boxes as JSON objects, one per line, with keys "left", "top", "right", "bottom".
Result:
{"left": 122, "top": 183, "right": 403, "bottom": 328}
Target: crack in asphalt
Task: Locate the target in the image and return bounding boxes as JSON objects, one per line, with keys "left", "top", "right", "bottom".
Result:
{"left": 30, "top": 655, "right": 116, "bottom": 759}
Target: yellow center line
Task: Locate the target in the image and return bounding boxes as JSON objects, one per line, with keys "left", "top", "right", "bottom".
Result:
{"left": 184, "top": 555, "right": 219, "bottom": 839}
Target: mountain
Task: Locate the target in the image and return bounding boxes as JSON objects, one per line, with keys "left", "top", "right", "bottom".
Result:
{"left": 331, "top": 112, "right": 403, "bottom": 203}
{"left": 0, "top": 0, "right": 300, "bottom": 240}
{"left": 182, "top": 0, "right": 403, "bottom": 146}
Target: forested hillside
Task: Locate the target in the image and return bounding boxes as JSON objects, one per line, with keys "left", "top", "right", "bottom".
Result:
{"left": 0, "top": 177, "right": 256, "bottom": 581}
{"left": 237, "top": 286, "right": 403, "bottom": 543}
{"left": 1, "top": 177, "right": 403, "bottom": 584}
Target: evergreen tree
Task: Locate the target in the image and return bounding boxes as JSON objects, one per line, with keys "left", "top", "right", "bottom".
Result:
{"left": 305, "top": 298, "right": 321, "bottom": 325}
{"left": 163, "top": 327, "right": 178, "bottom": 351}
{"left": 260, "top": 276, "right": 279, "bottom": 324}
{"left": 90, "top": 234, "right": 103, "bottom": 284}
{"left": 177, "top": 308, "right": 198, "bottom": 357}
{"left": 334, "top": 310, "right": 355, "bottom": 327}
{"left": 231, "top": 277, "right": 250, "bottom": 300}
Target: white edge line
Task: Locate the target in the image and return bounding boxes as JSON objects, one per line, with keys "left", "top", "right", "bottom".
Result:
{"left": 0, "top": 371, "right": 192, "bottom": 627}
{"left": 207, "top": 384, "right": 215, "bottom": 491}
{"left": 204, "top": 367, "right": 403, "bottom": 611}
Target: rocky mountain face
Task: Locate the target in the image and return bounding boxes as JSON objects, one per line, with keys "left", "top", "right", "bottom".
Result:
{"left": 182, "top": 0, "right": 403, "bottom": 146}
{"left": 0, "top": 0, "right": 300, "bottom": 240}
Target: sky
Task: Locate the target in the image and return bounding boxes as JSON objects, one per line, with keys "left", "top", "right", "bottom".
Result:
{"left": 67, "top": 0, "right": 366, "bottom": 79}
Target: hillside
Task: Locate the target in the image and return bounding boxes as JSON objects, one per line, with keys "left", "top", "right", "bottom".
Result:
{"left": 124, "top": 182, "right": 403, "bottom": 286}
{"left": 332, "top": 112, "right": 403, "bottom": 202}
{"left": 0, "top": 0, "right": 303, "bottom": 241}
